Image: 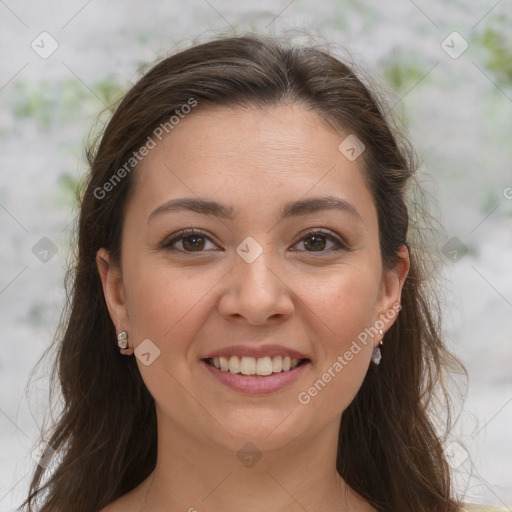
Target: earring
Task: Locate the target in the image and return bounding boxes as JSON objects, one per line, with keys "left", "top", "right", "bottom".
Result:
{"left": 117, "top": 331, "right": 134, "bottom": 356}
{"left": 371, "top": 329, "right": 384, "bottom": 365}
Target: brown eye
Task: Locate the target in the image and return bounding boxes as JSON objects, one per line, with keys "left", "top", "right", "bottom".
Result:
{"left": 161, "top": 229, "right": 218, "bottom": 254}
{"left": 303, "top": 234, "right": 328, "bottom": 251}
{"left": 181, "top": 235, "right": 206, "bottom": 251}
{"left": 292, "top": 230, "right": 347, "bottom": 254}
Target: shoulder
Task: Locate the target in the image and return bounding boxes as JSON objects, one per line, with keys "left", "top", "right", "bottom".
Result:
{"left": 99, "top": 488, "right": 144, "bottom": 512}
{"left": 99, "top": 473, "right": 153, "bottom": 511}
{"left": 461, "top": 506, "right": 511, "bottom": 511}
{"left": 99, "top": 497, "right": 134, "bottom": 512}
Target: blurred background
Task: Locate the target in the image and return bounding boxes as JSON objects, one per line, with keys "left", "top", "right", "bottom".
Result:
{"left": 1, "top": 0, "right": 511, "bottom": 509}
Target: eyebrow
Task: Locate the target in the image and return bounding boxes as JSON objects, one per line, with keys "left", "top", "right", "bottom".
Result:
{"left": 148, "top": 195, "right": 364, "bottom": 223}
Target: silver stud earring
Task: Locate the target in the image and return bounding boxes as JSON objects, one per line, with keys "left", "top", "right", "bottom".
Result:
{"left": 371, "top": 329, "right": 384, "bottom": 365}
{"left": 117, "top": 331, "right": 133, "bottom": 355}
{"left": 117, "top": 331, "right": 127, "bottom": 348}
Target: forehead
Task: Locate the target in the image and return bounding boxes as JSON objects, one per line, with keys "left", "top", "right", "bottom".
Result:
{"left": 128, "top": 104, "right": 375, "bottom": 224}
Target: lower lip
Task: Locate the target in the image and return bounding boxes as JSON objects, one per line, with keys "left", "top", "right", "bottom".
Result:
{"left": 201, "top": 360, "right": 310, "bottom": 394}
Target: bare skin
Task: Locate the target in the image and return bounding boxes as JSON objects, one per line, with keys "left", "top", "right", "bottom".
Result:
{"left": 98, "top": 103, "right": 409, "bottom": 512}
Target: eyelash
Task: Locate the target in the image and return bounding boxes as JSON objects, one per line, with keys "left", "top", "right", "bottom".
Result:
{"left": 160, "top": 228, "right": 348, "bottom": 255}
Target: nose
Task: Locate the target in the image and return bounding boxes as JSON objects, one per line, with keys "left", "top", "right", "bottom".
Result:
{"left": 217, "top": 248, "right": 295, "bottom": 326}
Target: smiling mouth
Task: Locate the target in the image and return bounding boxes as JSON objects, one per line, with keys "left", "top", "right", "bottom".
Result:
{"left": 203, "top": 355, "right": 309, "bottom": 376}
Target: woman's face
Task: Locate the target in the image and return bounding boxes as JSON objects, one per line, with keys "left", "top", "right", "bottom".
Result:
{"left": 98, "top": 103, "right": 408, "bottom": 453}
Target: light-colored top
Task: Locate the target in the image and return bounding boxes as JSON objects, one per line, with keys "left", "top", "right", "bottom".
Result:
{"left": 462, "top": 505, "right": 512, "bottom": 511}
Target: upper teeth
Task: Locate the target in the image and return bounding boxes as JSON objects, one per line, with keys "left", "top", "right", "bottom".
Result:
{"left": 210, "top": 355, "right": 301, "bottom": 375}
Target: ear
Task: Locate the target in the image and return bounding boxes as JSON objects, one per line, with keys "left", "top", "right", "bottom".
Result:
{"left": 375, "top": 244, "right": 410, "bottom": 337}
{"left": 96, "top": 248, "right": 130, "bottom": 332}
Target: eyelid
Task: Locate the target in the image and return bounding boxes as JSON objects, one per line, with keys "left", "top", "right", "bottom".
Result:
{"left": 291, "top": 228, "right": 349, "bottom": 252}
{"left": 159, "top": 228, "right": 220, "bottom": 252}
{"left": 160, "top": 227, "right": 349, "bottom": 254}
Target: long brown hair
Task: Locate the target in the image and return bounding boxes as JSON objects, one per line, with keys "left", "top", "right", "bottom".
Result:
{"left": 20, "top": 33, "right": 464, "bottom": 512}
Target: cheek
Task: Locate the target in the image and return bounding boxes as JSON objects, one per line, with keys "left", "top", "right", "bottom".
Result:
{"left": 295, "top": 261, "right": 381, "bottom": 343}
{"left": 122, "top": 258, "right": 224, "bottom": 351}
{"left": 293, "top": 264, "right": 379, "bottom": 413}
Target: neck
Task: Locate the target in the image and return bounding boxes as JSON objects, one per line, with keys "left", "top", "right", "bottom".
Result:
{"left": 135, "top": 410, "right": 374, "bottom": 512}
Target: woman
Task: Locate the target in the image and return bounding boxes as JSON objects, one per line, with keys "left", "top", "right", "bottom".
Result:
{"left": 20, "top": 33, "right": 507, "bottom": 512}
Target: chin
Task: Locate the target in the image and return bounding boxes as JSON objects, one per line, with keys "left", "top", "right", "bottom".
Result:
{"left": 213, "top": 411, "right": 304, "bottom": 449}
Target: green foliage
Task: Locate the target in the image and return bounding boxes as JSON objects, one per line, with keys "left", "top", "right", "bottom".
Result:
{"left": 11, "top": 75, "right": 127, "bottom": 128}
{"left": 480, "top": 187, "right": 500, "bottom": 214}
{"left": 12, "top": 81, "right": 58, "bottom": 129}
{"left": 383, "top": 57, "right": 426, "bottom": 92}
{"left": 57, "top": 171, "right": 83, "bottom": 208}
{"left": 95, "top": 74, "right": 127, "bottom": 109}
{"left": 476, "top": 19, "right": 512, "bottom": 88}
